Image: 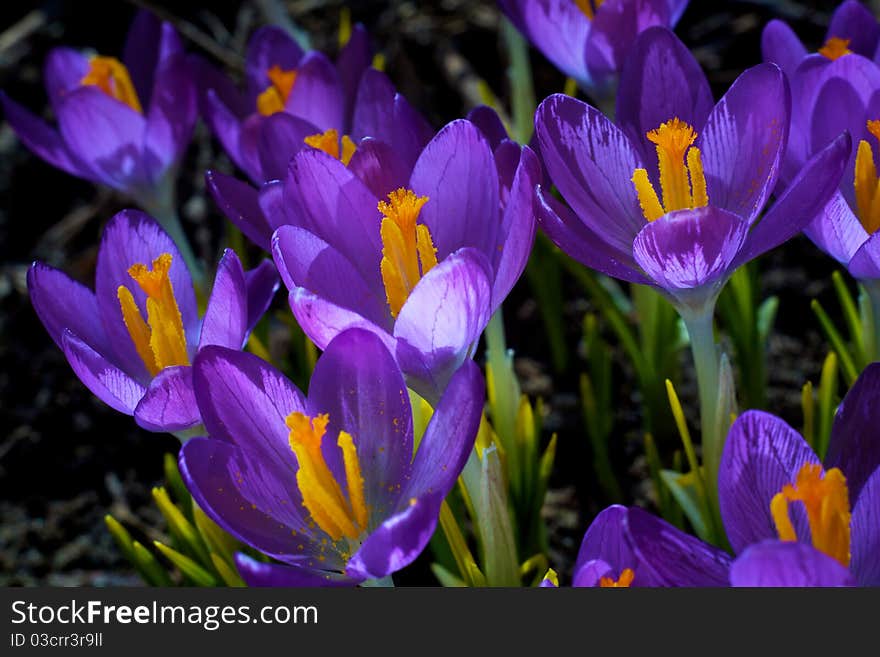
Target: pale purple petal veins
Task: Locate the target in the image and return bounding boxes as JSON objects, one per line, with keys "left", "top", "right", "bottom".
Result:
{"left": 199, "top": 249, "right": 249, "bottom": 350}
{"left": 535, "top": 93, "right": 646, "bottom": 253}
{"left": 761, "top": 20, "right": 808, "bottom": 78}
{"left": 61, "top": 330, "right": 146, "bottom": 415}
{"left": 825, "top": 363, "right": 880, "bottom": 501}
{"left": 631, "top": 206, "right": 748, "bottom": 292}
{"left": 288, "top": 287, "right": 395, "bottom": 353}
{"left": 392, "top": 248, "right": 493, "bottom": 401}
{"left": 244, "top": 259, "right": 280, "bottom": 332}
{"left": 410, "top": 119, "right": 501, "bottom": 261}
{"left": 697, "top": 63, "right": 789, "bottom": 224}
{"left": 730, "top": 540, "right": 857, "bottom": 587}
{"left": 847, "top": 229, "right": 880, "bottom": 280}
{"left": 133, "top": 365, "right": 199, "bottom": 432}
{"left": 850, "top": 467, "right": 880, "bottom": 586}
{"left": 718, "top": 410, "right": 820, "bottom": 554}
{"left": 205, "top": 170, "right": 271, "bottom": 251}
{"left": 235, "top": 553, "right": 356, "bottom": 587}
{"left": 345, "top": 491, "right": 444, "bottom": 581}
{"left": 803, "top": 192, "right": 867, "bottom": 267}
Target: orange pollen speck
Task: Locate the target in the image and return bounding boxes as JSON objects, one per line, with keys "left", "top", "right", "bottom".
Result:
{"left": 819, "top": 37, "right": 853, "bottom": 60}
{"left": 631, "top": 117, "right": 708, "bottom": 222}
{"left": 378, "top": 188, "right": 437, "bottom": 318}
{"left": 116, "top": 253, "right": 189, "bottom": 376}
{"left": 304, "top": 129, "right": 357, "bottom": 165}
{"left": 770, "top": 463, "right": 852, "bottom": 567}
{"left": 256, "top": 65, "right": 298, "bottom": 116}
{"left": 80, "top": 56, "right": 143, "bottom": 113}
{"left": 574, "top": 0, "right": 604, "bottom": 20}
{"left": 599, "top": 568, "right": 635, "bottom": 588}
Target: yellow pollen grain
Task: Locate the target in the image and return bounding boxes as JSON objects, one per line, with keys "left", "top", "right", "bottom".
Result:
{"left": 631, "top": 118, "right": 709, "bottom": 221}
{"left": 378, "top": 188, "right": 435, "bottom": 318}
{"left": 599, "top": 568, "right": 635, "bottom": 588}
{"left": 819, "top": 37, "right": 853, "bottom": 60}
{"left": 117, "top": 252, "right": 188, "bottom": 375}
{"left": 81, "top": 56, "right": 142, "bottom": 113}
{"left": 257, "top": 65, "right": 297, "bottom": 116}
{"left": 770, "top": 463, "right": 852, "bottom": 567}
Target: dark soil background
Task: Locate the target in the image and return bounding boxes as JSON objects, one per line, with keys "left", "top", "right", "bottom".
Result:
{"left": 0, "top": 0, "right": 854, "bottom": 585}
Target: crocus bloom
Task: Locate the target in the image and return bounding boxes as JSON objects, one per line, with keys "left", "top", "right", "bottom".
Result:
{"left": 178, "top": 329, "right": 484, "bottom": 586}
{"left": 535, "top": 27, "right": 851, "bottom": 313}
{"left": 270, "top": 118, "right": 540, "bottom": 401}
{"left": 565, "top": 505, "right": 731, "bottom": 587}
{"left": 202, "top": 25, "right": 433, "bottom": 251}
{"left": 27, "top": 210, "right": 278, "bottom": 433}
{"left": 762, "top": 0, "right": 880, "bottom": 77}
{"left": 498, "top": 0, "right": 689, "bottom": 91}
{"left": 0, "top": 10, "right": 196, "bottom": 213}
{"left": 718, "top": 363, "right": 880, "bottom": 586}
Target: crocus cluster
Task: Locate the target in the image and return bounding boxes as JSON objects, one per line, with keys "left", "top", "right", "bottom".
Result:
{"left": 12, "top": 1, "right": 880, "bottom": 589}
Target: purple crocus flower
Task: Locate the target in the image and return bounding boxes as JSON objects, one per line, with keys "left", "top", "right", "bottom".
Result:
{"left": 498, "top": 0, "right": 689, "bottom": 91}
{"left": 178, "top": 328, "right": 484, "bottom": 586}
{"left": 269, "top": 118, "right": 541, "bottom": 401}
{"left": 27, "top": 210, "right": 278, "bottom": 434}
{"left": 718, "top": 363, "right": 880, "bottom": 587}
{"left": 535, "top": 27, "right": 851, "bottom": 313}
{"left": 567, "top": 505, "right": 731, "bottom": 587}
{"left": 762, "top": 0, "right": 880, "bottom": 77}
{"left": 202, "top": 25, "right": 433, "bottom": 252}
{"left": 0, "top": 10, "right": 196, "bottom": 213}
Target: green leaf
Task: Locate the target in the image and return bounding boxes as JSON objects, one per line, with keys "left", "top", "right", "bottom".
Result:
{"left": 154, "top": 542, "right": 218, "bottom": 587}
{"left": 660, "top": 470, "right": 710, "bottom": 542}
{"left": 131, "top": 541, "right": 173, "bottom": 587}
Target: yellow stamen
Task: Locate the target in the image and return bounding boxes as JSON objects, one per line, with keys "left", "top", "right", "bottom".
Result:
{"left": 117, "top": 253, "right": 189, "bottom": 376}
{"left": 770, "top": 463, "right": 852, "bottom": 567}
{"left": 379, "top": 188, "right": 435, "bottom": 318}
{"left": 631, "top": 118, "right": 709, "bottom": 222}
{"left": 819, "top": 37, "right": 853, "bottom": 60}
{"left": 854, "top": 120, "right": 880, "bottom": 234}
{"left": 256, "top": 65, "right": 297, "bottom": 116}
{"left": 304, "top": 129, "right": 357, "bottom": 165}
{"left": 80, "top": 56, "right": 142, "bottom": 113}
{"left": 574, "top": 0, "right": 604, "bottom": 20}
{"left": 543, "top": 568, "right": 559, "bottom": 587}
{"left": 599, "top": 568, "right": 635, "bottom": 588}
{"left": 287, "top": 412, "right": 369, "bottom": 542}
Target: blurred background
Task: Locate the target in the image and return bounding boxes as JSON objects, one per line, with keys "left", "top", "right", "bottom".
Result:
{"left": 0, "top": 0, "right": 851, "bottom": 584}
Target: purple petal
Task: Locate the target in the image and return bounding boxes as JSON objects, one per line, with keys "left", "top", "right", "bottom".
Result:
{"left": 198, "top": 249, "right": 248, "bottom": 350}
{"left": 257, "top": 112, "right": 316, "bottom": 182}
{"left": 143, "top": 54, "right": 197, "bottom": 182}
{"left": 27, "top": 262, "right": 109, "bottom": 355}
{"left": 351, "top": 68, "right": 396, "bottom": 142}
{"left": 828, "top": 0, "right": 880, "bottom": 58}
{"left": 244, "top": 258, "right": 279, "bottom": 331}
{"left": 44, "top": 47, "right": 89, "bottom": 110}
{"left": 734, "top": 132, "right": 851, "bottom": 269}
{"left": 535, "top": 94, "right": 645, "bottom": 254}
{"left": 730, "top": 540, "right": 857, "bottom": 587}
{"left": 571, "top": 560, "right": 616, "bottom": 587}
{"left": 272, "top": 225, "right": 389, "bottom": 328}
{"left": 287, "top": 288, "right": 395, "bottom": 353}
{"left": 850, "top": 467, "right": 880, "bottom": 586}
{"left": 536, "top": 187, "right": 649, "bottom": 285}
{"left": 391, "top": 93, "right": 434, "bottom": 172}
{"left": 626, "top": 506, "right": 732, "bottom": 586}
{"left": 179, "top": 437, "right": 330, "bottom": 567}
{"left": 347, "top": 138, "right": 412, "bottom": 200}
{"left": 206, "top": 170, "right": 271, "bottom": 250}
{"left": 631, "top": 206, "right": 748, "bottom": 292}
{"left": 466, "top": 105, "right": 509, "bottom": 149}
{"left": 235, "top": 553, "right": 355, "bottom": 587}
{"left": 124, "top": 11, "right": 183, "bottom": 106}
{"left": 61, "top": 329, "right": 145, "bottom": 414}
{"left": 400, "top": 360, "right": 484, "bottom": 502}
{"left": 245, "top": 26, "right": 304, "bottom": 108}
{"left": 392, "top": 249, "right": 493, "bottom": 400}
{"left": 761, "top": 20, "right": 808, "bottom": 78}
{"left": 810, "top": 78, "right": 863, "bottom": 196}
{"left": 95, "top": 210, "right": 198, "bottom": 379}
{"left": 698, "top": 63, "right": 789, "bottom": 224}
{"left": 0, "top": 92, "right": 92, "bottom": 181}
{"left": 346, "top": 492, "right": 444, "bottom": 580}
{"left": 410, "top": 119, "right": 500, "bottom": 261}
{"left": 573, "top": 506, "right": 637, "bottom": 577}
{"left": 56, "top": 86, "right": 148, "bottom": 191}
{"left": 616, "top": 26, "right": 713, "bottom": 164}
{"left": 203, "top": 90, "right": 247, "bottom": 179}
{"left": 286, "top": 52, "right": 344, "bottom": 132}
{"left": 805, "top": 193, "right": 867, "bottom": 268}
{"left": 848, "top": 229, "right": 880, "bottom": 280}
{"left": 337, "top": 24, "right": 372, "bottom": 124}
{"left": 133, "top": 365, "right": 199, "bottom": 432}
{"left": 306, "top": 328, "right": 413, "bottom": 519}
{"left": 718, "top": 410, "right": 820, "bottom": 554}
{"left": 585, "top": 0, "right": 671, "bottom": 83}
{"left": 825, "top": 363, "right": 880, "bottom": 501}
